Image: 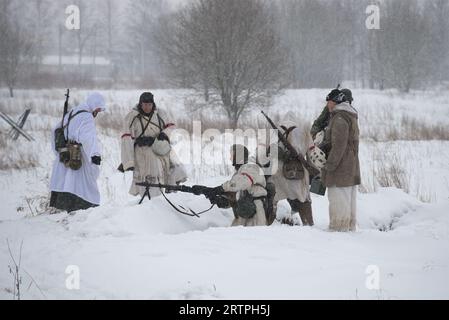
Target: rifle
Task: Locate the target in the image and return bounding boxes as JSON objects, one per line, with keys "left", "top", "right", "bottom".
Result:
{"left": 63, "top": 89, "right": 70, "bottom": 121}
{"left": 54, "top": 89, "right": 71, "bottom": 155}
{"left": 261, "top": 111, "right": 320, "bottom": 178}
{"left": 135, "top": 182, "right": 235, "bottom": 217}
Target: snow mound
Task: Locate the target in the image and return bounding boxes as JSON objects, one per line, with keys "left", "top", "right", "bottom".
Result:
{"left": 358, "top": 188, "right": 422, "bottom": 231}
{"left": 63, "top": 194, "right": 233, "bottom": 238}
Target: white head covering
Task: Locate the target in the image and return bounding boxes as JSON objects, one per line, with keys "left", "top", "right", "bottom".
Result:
{"left": 84, "top": 92, "right": 106, "bottom": 112}
{"left": 280, "top": 111, "right": 297, "bottom": 129}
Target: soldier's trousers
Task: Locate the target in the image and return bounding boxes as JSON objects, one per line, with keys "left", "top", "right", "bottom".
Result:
{"left": 50, "top": 191, "right": 97, "bottom": 213}
{"left": 327, "top": 186, "right": 357, "bottom": 232}
{"left": 288, "top": 199, "right": 314, "bottom": 226}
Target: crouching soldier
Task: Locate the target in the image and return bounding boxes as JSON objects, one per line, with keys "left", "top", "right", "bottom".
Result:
{"left": 120, "top": 92, "right": 177, "bottom": 198}
{"left": 49, "top": 92, "right": 106, "bottom": 213}
{"left": 203, "top": 145, "right": 268, "bottom": 227}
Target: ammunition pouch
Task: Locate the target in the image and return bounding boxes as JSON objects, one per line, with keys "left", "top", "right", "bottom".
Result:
{"left": 59, "top": 148, "right": 70, "bottom": 164}
{"left": 55, "top": 129, "right": 83, "bottom": 171}
{"left": 55, "top": 109, "right": 89, "bottom": 171}
{"left": 310, "top": 176, "right": 326, "bottom": 196}
{"left": 64, "top": 141, "right": 83, "bottom": 171}
{"left": 54, "top": 128, "right": 67, "bottom": 152}
{"left": 233, "top": 191, "right": 260, "bottom": 219}
{"left": 283, "top": 158, "right": 305, "bottom": 180}
{"left": 135, "top": 136, "right": 155, "bottom": 148}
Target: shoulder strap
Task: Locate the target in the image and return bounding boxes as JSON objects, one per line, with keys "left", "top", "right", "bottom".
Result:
{"left": 149, "top": 112, "right": 163, "bottom": 132}
{"left": 129, "top": 114, "right": 139, "bottom": 130}
{"left": 157, "top": 114, "right": 166, "bottom": 131}
{"left": 280, "top": 125, "right": 297, "bottom": 140}
{"left": 135, "top": 112, "right": 155, "bottom": 140}
{"left": 65, "top": 110, "right": 89, "bottom": 141}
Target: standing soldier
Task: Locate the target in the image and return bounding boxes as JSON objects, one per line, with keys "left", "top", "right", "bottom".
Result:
{"left": 50, "top": 92, "right": 106, "bottom": 213}
{"left": 268, "top": 112, "right": 314, "bottom": 226}
{"left": 120, "top": 92, "right": 181, "bottom": 198}
{"left": 321, "top": 89, "right": 361, "bottom": 232}
{"left": 308, "top": 89, "right": 354, "bottom": 186}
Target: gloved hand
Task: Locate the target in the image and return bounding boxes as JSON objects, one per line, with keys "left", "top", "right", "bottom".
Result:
{"left": 118, "top": 164, "right": 134, "bottom": 173}
{"left": 206, "top": 186, "right": 225, "bottom": 198}
{"left": 158, "top": 132, "right": 170, "bottom": 142}
{"left": 214, "top": 195, "right": 231, "bottom": 209}
{"left": 92, "top": 156, "right": 102, "bottom": 166}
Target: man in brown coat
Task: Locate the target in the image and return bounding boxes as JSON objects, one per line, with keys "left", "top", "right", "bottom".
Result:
{"left": 321, "top": 89, "right": 361, "bottom": 232}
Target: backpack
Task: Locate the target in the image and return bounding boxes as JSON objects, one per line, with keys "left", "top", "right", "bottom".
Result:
{"left": 280, "top": 126, "right": 305, "bottom": 180}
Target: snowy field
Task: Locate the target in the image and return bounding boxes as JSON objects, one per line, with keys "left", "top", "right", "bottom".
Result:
{"left": 0, "top": 88, "right": 448, "bottom": 300}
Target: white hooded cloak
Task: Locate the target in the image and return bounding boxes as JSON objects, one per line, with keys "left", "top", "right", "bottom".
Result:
{"left": 50, "top": 92, "right": 106, "bottom": 205}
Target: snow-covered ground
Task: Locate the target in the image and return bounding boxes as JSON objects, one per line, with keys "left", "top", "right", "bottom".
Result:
{"left": 0, "top": 89, "right": 448, "bottom": 300}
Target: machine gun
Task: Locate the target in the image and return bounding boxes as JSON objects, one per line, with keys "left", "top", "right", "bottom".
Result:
{"left": 135, "top": 182, "right": 235, "bottom": 217}
{"left": 63, "top": 89, "right": 70, "bottom": 118}
{"left": 261, "top": 111, "right": 320, "bottom": 178}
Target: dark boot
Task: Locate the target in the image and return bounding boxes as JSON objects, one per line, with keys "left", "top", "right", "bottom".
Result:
{"left": 298, "top": 201, "right": 314, "bottom": 226}
{"left": 281, "top": 216, "right": 295, "bottom": 226}
{"left": 267, "top": 203, "right": 278, "bottom": 226}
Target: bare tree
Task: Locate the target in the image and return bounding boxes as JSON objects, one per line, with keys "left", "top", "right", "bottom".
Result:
{"left": 156, "top": 0, "right": 287, "bottom": 128}
{"left": 374, "top": 0, "right": 429, "bottom": 92}
{"left": 76, "top": 1, "right": 97, "bottom": 66}
{"left": 32, "top": 0, "right": 55, "bottom": 69}
{"left": 0, "top": 0, "right": 34, "bottom": 97}
{"left": 126, "top": 0, "right": 170, "bottom": 84}
{"left": 276, "top": 0, "right": 352, "bottom": 88}
{"left": 423, "top": 0, "right": 449, "bottom": 85}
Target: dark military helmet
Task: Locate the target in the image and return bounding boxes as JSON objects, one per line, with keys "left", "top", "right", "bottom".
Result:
{"left": 138, "top": 92, "right": 157, "bottom": 114}
{"left": 341, "top": 89, "right": 354, "bottom": 103}
{"left": 231, "top": 144, "right": 249, "bottom": 167}
{"left": 139, "top": 92, "right": 154, "bottom": 104}
{"left": 326, "top": 89, "right": 346, "bottom": 104}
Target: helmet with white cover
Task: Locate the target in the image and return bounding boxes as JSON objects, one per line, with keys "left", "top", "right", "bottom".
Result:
{"left": 307, "top": 145, "right": 327, "bottom": 170}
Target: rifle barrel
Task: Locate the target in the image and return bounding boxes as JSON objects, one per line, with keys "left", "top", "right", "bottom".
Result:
{"left": 261, "top": 110, "right": 319, "bottom": 176}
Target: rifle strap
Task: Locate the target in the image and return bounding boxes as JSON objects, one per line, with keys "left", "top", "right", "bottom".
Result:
{"left": 281, "top": 126, "right": 297, "bottom": 141}
{"left": 65, "top": 110, "right": 89, "bottom": 142}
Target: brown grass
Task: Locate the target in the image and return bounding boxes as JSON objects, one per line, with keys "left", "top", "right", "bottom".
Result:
{"left": 365, "top": 115, "right": 449, "bottom": 141}
{"left": 0, "top": 133, "right": 39, "bottom": 170}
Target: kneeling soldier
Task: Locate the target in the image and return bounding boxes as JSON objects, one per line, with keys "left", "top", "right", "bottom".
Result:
{"left": 204, "top": 145, "right": 268, "bottom": 227}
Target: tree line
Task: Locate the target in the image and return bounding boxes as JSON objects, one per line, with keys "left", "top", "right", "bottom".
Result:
{"left": 1, "top": 0, "right": 448, "bottom": 100}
